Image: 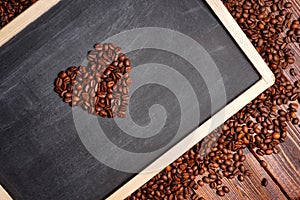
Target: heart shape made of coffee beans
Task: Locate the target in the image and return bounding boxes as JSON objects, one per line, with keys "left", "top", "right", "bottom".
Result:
{"left": 54, "top": 43, "right": 132, "bottom": 118}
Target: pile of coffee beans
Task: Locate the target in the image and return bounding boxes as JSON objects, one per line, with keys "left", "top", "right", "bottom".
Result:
{"left": 127, "top": 0, "right": 299, "bottom": 199}
{"left": 0, "top": 0, "right": 38, "bottom": 29}
{"left": 54, "top": 43, "right": 132, "bottom": 118}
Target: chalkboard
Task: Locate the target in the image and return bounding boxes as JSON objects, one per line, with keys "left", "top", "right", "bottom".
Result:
{"left": 0, "top": 0, "right": 273, "bottom": 199}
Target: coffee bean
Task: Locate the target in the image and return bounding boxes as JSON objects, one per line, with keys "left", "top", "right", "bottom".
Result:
{"left": 203, "top": 176, "right": 210, "bottom": 183}
{"left": 290, "top": 68, "right": 296, "bottom": 76}
{"left": 284, "top": 2, "right": 292, "bottom": 8}
{"left": 63, "top": 97, "right": 72, "bottom": 103}
{"left": 239, "top": 155, "right": 246, "bottom": 162}
{"left": 239, "top": 164, "right": 245, "bottom": 173}
{"left": 208, "top": 174, "right": 217, "bottom": 180}
{"left": 64, "top": 92, "right": 72, "bottom": 98}
{"left": 197, "top": 180, "right": 204, "bottom": 187}
{"left": 272, "top": 132, "right": 281, "bottom": 139}
{"left": 260, "top": 160, "right": 268, "bottom": 168}
{"left": 261, "top": 178, "right": 268, "bottom": 186}
{"left": 215, "top": 179, "right": 222, "bottom": 185}
{"left": 265, "top": 149, "right": 274, "bottom": 155}
{"left": 216, "top": 189, "right": 225, "bottom": 196}
{"left": 124, "top": 59, "right": 131, "bottom": 66}
{"left": 118, "top": 54, "right": 126, "bottom": 61}
{"left": 107, "top": 81, "right": 115, "bottom": 88}
{"left": 209, "top": 182, "right": 217, "bottom": 189}
{"left": 238, "top": 174, "right": 244, "bottom": 182}
{"left": 55, "top": 77, "right": 63, "bottom": 87}
{"left": 227, "top": 166, "right": 234, "bottom": 172}
{"left": 292, "top": 118, "right": 299, "bottom": 125}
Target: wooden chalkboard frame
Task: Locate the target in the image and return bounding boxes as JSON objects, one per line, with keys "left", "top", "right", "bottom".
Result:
{"left": 0, "top": 0, "right": 274, "bottom": 199}
{"left": 0, "top": 185, "right": 12, "bottom": 200}
{"left": 0, "top": 0, "right": 60, "bottom": 47}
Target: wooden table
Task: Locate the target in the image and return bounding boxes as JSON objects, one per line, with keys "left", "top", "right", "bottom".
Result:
{"left": 193, "top": 0, "right": 300, "bottom": 199}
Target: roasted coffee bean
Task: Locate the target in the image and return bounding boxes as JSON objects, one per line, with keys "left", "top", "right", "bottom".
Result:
{"left": 260, "top": 160, "right": 268, "bottom": 168}
{"left": 216, "top": 189, "right": 225, "bottom": 197}
{"left": 292, "top": 118, "right": 299, "bottom": 125}
{"left": 284, "top": 2, "right": 292, "bottom": 8}
{"left": 261, "top": 178, "right": 268, "bottom": 186}
{"left": 55, "top": 77, "right": 63, "bottom": 87}
{"left": 222, "top": 186, "right": 230, "bottom": 193}
{"left": 60, "top": 90, "right": 67, "bottom": 98}
{"left": 125, "top": 66, "right": 132, "bottom": 73}
{"left": 272, "top": 132, "right": 281, "bottom": 139}
{"left": 203, "top": 176, "right": 210, "bottom": 183}
{"left": 210, "top": 182, "right": 217, "bottom": 189}
{"left": 208, "top": 174, "right": 217, "bottom": 180}
{"left": 290, "top": 68, "right": 296, "bottom": 76}
{"left": 197, "top": 180, "right": 204, "bottom": 187}
{"left": 63, "top": 97, "right": 72, "bottom": 103}
{"left": 107, "top": 81, "right": 115, "bottom": 88}
{"left": 64, "top": 92, "right": 72, "bottom": 98}
{"left": 239, "top": 155, "right": 246, "bottom": 162}
{"left": 239, "top": 164, "right": 245, "bottom": 173}
{"left": 238, "top": 174, "right": 245, "bottom": 182}
{"left": 118, "top": 54, "right": 126, "bottom": 61}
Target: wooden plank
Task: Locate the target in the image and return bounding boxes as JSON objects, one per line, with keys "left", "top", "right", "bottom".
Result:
{"left": 193, "top": 148, "right": 287, "bottom": 200}
{"left": 0, "top": 186, "right": 12, "bottom": 200}
{"left": 248, "top": 0, "right": 300, "bottom": 197}
{"left": 250, "top": 124, "right": 300, "bottom": 199}
{"left": 249, "top": 0, "right": 300, "bottom": 198}
{"left": 211, "top": 0, "right": 300, "bottom": 198}
{"left": 0, "top": 0, "right": 60, "bottom": 47}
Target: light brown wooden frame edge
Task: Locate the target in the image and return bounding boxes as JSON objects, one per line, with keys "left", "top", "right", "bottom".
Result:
{"left": 0, "top": 0, "right": 60, "bottom": 47}
{"left": 0, "top": 185, "right": 12, "bottom": 200}
{"left": 107, "top": 0, "right": 275, "bottom": 199}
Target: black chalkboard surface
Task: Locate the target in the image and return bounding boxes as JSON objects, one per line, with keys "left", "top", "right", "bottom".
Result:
{"left": 0, "top": 0, "right": 274, "bottom": 199}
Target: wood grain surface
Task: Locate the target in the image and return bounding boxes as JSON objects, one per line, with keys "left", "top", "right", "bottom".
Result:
{"left": 253, "top": 0, "right": 300, "bottom": 198}
{"left": 193, "top": 149, "right": 287, "bottom": 200}
{"left": 193, "top": 0, "right": 300, "bottom": 199}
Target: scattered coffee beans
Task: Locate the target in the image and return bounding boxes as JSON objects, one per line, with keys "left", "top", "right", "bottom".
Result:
{"left": 54, "top": 43, "right": 132, "bottom": 118}
{"left": 127, "top": 0, "right": 299, "bottom": 199}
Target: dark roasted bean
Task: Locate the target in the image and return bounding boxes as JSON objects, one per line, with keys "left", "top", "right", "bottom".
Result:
{"left": 216, "top": 189, "right": 225, "bottom": 197}
{"left": 261, "top": 178, "right": 268, "bottom": 186}
{"left": 260, "top": 160, "right": 268, "bottom": 168}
